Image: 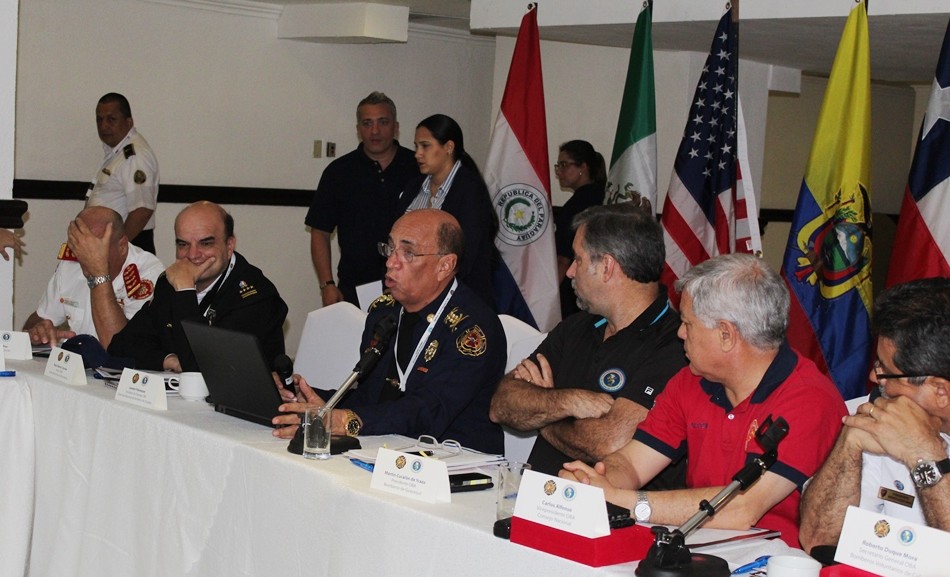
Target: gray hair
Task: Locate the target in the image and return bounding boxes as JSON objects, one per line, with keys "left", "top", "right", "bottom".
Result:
{"left": 357, "top": 91, "right": 397, "bottom": 122}
{"left": 675, "top": 254, "right": 789, "bottom": 350}
{"left": 572, "top": 203, "right": 664, "bottom": 283}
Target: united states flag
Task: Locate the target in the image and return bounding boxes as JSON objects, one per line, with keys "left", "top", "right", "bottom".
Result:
{"left": 660, "top": 8, "right": 743, "bottom": 297}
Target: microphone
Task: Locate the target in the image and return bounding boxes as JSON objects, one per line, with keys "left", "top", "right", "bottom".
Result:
{"left": 321, "top": 313, "right": 398, "bottom": 415}
{"left": 273, "top": 354, "right": 295, "bottom": 395}
{"left": 635, "top": 415, "right": 790, "bottom": 577}
{"left": 286, "top": 313, "right": 398, "bottom": 457}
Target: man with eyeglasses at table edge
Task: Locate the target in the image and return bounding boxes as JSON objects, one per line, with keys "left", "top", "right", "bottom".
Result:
{"left": 800, "top": 277, "right": 950, "bottom": 552}
{"left": 272, "top": 209, "right": 506, "bottom": 455}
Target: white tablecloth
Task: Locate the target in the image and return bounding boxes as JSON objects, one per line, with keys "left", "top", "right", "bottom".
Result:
{"left": 4, "top": 358, "right": 789, "bottom": 577}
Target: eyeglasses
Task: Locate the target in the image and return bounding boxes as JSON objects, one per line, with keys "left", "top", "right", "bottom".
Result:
{"left": 873, "top": 360, "right": 931, "bottom": 385}
{"left": 377, "top": 242, "right": 444, "bottom": 263}
{"left": 392, "top": 435, "right": 462, "bottom": 459}
{"left": 554, "top": 161, "right": 579, "bottom": 170}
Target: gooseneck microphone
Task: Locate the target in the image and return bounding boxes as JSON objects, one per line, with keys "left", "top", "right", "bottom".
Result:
{"left": 635, "top": 415, "right": 790, "bottom": 577}
{"left": 319, "top": 313, "right": 398, "bottom": 417}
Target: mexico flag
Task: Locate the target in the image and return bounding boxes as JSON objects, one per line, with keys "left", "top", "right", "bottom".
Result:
{"left": 485, "top": 3, "right": 560, "bottom": 332}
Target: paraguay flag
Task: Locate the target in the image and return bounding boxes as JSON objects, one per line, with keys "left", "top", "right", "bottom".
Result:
{"left": 485, "top": 3, "right": 560, "bottom": 332}
{"left": 781, "top": 0, "right": 872, "bottom": 400}
{"left": 885, "top": 18, "right": 950, "bottom": 287}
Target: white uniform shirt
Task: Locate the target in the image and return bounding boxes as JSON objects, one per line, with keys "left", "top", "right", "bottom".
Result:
{"left": 35, "top": 244, "right": 164, "bottom": 341}
{"left": 86, "top": 127, "right": 160, "bottom": 231}
{"left": 860, "top": 431, "right": 950, "bottom": 524}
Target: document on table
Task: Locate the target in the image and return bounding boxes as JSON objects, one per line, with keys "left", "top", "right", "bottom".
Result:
{"left": 94, "top": 367, "right": 182, "bottom": 392}
{"left": 345, "top": 435, "right": 505, "bottom": 472}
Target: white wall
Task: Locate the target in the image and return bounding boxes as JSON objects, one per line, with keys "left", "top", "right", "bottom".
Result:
{"left": 14, "top": 0, "right": 495, "bottom": 354}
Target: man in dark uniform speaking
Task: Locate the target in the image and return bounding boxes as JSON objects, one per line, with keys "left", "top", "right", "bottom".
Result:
{"left": 109, "top": 201, "right": 288, "bottom": 372}
{"left": 274, "top": 209, "right": 506, "bottom": 454}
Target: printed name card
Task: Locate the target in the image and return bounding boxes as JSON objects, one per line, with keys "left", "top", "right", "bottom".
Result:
{"left": 1, "top": 331, "right": 32, "bottom": 360}
{"left": 370, "top": 447, "right": 450, "bottom": 504}
{"left": 114, "top": 368, "right": 168, "bottom": 411}
{"left": 44, "top": 346, "right": 87, "bottom": 385}
{"left": 836, "top": 505, "right": 949, "bottom": 577}
{"left": 513, "top": 470, "right": 610, "bottom": 538}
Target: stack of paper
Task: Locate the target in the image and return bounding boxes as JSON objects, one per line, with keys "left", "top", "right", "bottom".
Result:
{"left": 345, "top": 434, "right": 505, "bottom": 472}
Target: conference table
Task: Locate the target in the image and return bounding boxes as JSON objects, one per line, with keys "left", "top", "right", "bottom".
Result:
{"left": 1, "top": 358, "right": 790, "bottom": 577}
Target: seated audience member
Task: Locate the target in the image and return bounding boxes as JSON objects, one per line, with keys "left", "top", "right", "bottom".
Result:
{"left": 799, "top": 278, "right": 950, "bottom": 552}
{"left": 397, "top": 114, "right": 496, "bottom": 309}
{"left": 552, "top": 139, "right": 607, "bottom": 318}
{"left": 0, "top": 228, "right": 23, "bottom": 261}
{"left": 561, "top": 254, "right": 847, "bottom": 547}
{"left": 490, "top": 203, "right": 686, "bottom": 486}
{"left": 24, "top": 207, "right": 162, "bottom": 349}
{"left": 274, "top": 209, "right": 506, "bottom": 454}
{"left": 109, "top": 201, "right": 288, "bottom": 372}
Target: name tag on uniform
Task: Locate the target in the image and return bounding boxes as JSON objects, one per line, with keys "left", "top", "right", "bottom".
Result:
{"left": 878, "top": 486, "right": 915, "bottom": 508}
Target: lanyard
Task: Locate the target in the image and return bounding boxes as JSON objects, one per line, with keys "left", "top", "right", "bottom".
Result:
{"left": 394, "top": 278, "right": 458, "bottom": 391}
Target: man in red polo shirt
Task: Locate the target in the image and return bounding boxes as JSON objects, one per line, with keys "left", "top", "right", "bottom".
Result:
{"left": 561, "top": 254, "right": 847, "bottom": 547}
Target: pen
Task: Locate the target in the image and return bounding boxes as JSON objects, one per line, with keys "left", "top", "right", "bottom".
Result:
{"left": 349, "top": 459, "right": 375, "bottom": 472}
{"left": 0, "top": 370, "right": 16, "bottom": 377}
{"left": 731, "top": 555, "right": 770, "bottom": 575}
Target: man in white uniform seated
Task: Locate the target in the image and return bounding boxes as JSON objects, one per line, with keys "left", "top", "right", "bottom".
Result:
{"left": 23, "top": 206, "right": 164, "bottom": 349}
{"left": 800, "top": 277, "right": 950, "bottom": 552}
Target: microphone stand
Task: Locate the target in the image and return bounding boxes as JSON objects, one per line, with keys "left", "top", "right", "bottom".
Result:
{"left": 635, "top": 415, "right": 789, "bottom": 577}
{"left": 318, "top": 313, "right": 399, "bottom": 418}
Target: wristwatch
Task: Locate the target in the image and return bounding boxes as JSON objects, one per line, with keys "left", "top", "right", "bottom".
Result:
{"left": 910, "top": 457, "right": 950, "bottom": 488}
{"left": 319, "top": 279, "right": 336, "bottom": 290}
{"left": 343, "top": 410, "right": 362, "bottom": 437}
{"left": 634, "top": 491, "right": 652, "bottom": 523}
{"left": 86, "top": 274, "right": 112, "bottom": 289}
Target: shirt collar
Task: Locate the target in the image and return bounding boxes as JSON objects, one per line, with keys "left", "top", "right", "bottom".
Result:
{"left": 700, "top": 340, "right": 797, "bottom": 410}
{"left": 592, "top": 285, "right": 672, "bottom": 334}
{"left": 102, "top": 127, "right": 136, "bottom": 156}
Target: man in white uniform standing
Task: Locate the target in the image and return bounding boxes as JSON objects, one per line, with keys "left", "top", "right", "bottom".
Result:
{"left": 86, "top": 93, "right": 159, "bottom": 254}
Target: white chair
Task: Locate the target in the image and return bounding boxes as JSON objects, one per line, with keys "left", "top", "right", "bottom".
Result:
{"left": 293, "top": 302, "right": 367, "bottom": 389}
{"left": 498, "top": 314, "right": 547, "bottom": 463}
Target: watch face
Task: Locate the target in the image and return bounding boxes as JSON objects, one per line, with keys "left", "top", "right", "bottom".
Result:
{"left": 634, "top": 503, "right": 651, "bottom": 521}
{"left": 913, "top": 462, "right": 941, "bottom": 487}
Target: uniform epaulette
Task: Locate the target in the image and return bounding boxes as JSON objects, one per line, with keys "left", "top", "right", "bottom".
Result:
{"left": 123, "top": 143, "right": 136, "bottom": 158}
{"left": 369, "top": 293, "right": 396, "bottom": 311}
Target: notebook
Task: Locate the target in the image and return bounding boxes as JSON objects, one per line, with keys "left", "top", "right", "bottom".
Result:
{"left": 181, "top": 320, "right": 284, "bottom": 428}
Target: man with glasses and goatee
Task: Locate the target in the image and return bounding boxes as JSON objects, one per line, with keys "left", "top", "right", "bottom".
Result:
{"left": 274, "top": 209, "right": 505, "bottom": 454}
{"left": 800, "top": 277, "right": 950, "bottom": 552}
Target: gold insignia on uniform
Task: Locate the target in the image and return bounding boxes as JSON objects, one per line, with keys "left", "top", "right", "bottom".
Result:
{"left": 424, "top": 339, "right": 439, "bottom": 362}
{"left": 123, "top": 263, "right": 142, "bottom": 296}
{"left": 443, "top": 307, "right": 468, "bottom": 332}
{"left": 133, "top": 170, "right": 147, "bottom": 184}
{"left": 369, "top": 293, "right": 395, "bottom": 311}
{"left": 426, "top": 313, "right": 435, "bottom": 323}
{"left": 457, "top": 325, "right": 487, "bottom": 357}
{"left": 57, "top": 243, "right": 78, "bottom": 261}
{"left": 238, "top": 280, "right": 258, "bottom": 299}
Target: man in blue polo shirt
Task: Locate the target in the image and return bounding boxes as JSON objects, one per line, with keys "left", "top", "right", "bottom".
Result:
{"left": 306, "top": 91, "right": 419, "bottom": 307}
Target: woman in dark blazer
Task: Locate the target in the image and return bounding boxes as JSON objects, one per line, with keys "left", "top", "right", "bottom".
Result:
{"left": 397, "top": 114, "right": 497, "bottom": 309}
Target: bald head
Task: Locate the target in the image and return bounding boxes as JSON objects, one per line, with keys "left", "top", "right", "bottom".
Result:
{"left": 175, "top": 201, "right": 234, "bottom": 238}
{"left": 384, "top": 209, "right": 463, "bottom": 312}
{"left": 78, "top": 206, "right": 125, "bottom": 241}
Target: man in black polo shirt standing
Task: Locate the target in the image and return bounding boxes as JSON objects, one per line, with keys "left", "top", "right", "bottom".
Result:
{"left": 490, "top": 204, "right": 686, "bottom": 489}
{"left": 306, "top": 92, "right": 419, "bottom": 306}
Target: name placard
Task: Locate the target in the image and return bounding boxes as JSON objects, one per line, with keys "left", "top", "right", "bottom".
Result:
{"left": 836, "top": 505, "right": 949, "bottom": 577}
{"left": 370, "top": 448, "right": 450, "bottom": 504}
{"left": 44, "top": 346, "right": 87, "bottom": 385}
{"left": 513, "top": 470, "right": 610, "bottom": 538}
{"left": 1, "top": 331, "right": 32, "bottom": 360}
{"left": 114, "top": 368, "right": 168, "bottom": 411}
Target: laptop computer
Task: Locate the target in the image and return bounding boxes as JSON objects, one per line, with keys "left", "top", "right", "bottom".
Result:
{"left": 181, "top": 320, "right": 284, "bottom": 428}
